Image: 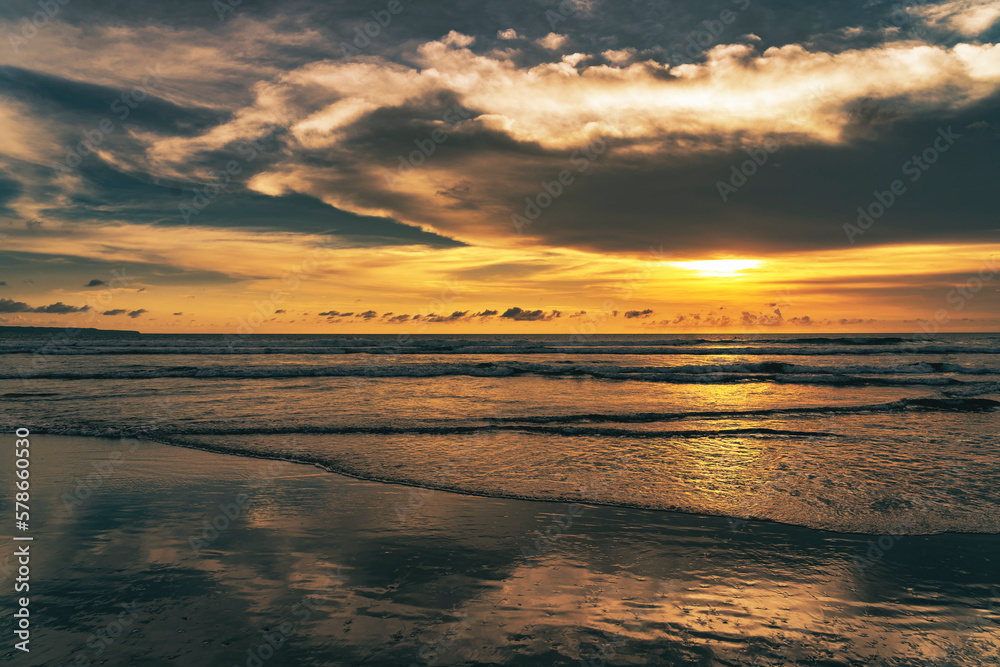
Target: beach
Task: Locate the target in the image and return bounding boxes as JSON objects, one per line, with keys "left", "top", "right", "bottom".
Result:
{"left": 7, "top": 0, "right": 1000, "bottom": 661}
{"left": 2, "top": 434, "right": 999, "bottom": 666}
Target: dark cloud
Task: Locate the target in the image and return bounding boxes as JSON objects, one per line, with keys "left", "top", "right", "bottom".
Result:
{"left": 500, "top": 307, "right": 557, "bottom": 322}
{"left": 102, "top": 309, "right": 128, "bottom": 316}
{"left": 0, "top": 299, "right": 33, "bottom": 313}
{"left": 0, "top": 64, "right": 225, "bottom": 139}
{"left": 657, "top": 311, "right": 734, "bottom": 328}
{"left": 0, "top": 63, "right": 461, "bottom": 248}
{"left": 160, "top": 191, "right": 464, "bottom": 248}
{"left": 506, "top": 104, "right": 1000, "bottom": 255}
{"left": 274, "top": 309, "right": 286, "bottom": 314}
{"left": 86, "top": 279, "right": 106, "bottom": 287}
{"left": 127, "top": 309, "right": 148, "bottom": 318}
{"left": 0, "top": 250, "right": 239, "bottom": 293}
{"left": 173, "top": 312, "right": 183, "bottom": 316}
{"left": 625, "top": 309, "right": 654, "bottom": 319}
{"left": 357, "top": 310, "right": 378, "bottom": 319}
{"left": 740, "top": 309, "right": 784, "bottom": 327}
{"left": 426, "top": 311, "right": 469, "bottom": 323}
{"left": 0, "top": 298, "right": 91, "bottom": 314}
{"left": 30, "top": 301, "right": 80, "bottom": 314}
{"left": 0, "top": 173, "right": 20, "bottom": 217}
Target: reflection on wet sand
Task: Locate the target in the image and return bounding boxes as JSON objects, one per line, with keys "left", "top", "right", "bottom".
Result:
{"left": 2, "top": 436, "right": 998, "bottom": 666}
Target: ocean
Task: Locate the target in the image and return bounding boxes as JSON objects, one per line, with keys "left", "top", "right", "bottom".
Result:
{"left": 3, "top": 332, "right": 998, "bottom": 535}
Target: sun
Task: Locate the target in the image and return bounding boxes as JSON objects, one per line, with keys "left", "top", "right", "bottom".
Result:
{"left": 671, "top": 259, "right": 763, "bottom": 277}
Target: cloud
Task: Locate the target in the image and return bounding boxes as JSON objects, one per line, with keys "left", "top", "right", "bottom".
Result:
{"left": 356, "top": 310, "right": 377, "bottom": 319}
{"left": 625, "top": 309, "right": 654, "bottom": 318}
{"left": 181, "top": 33, "right": 1000, "bottom": 255}
{"left": 602, "top": 48, "right": 637, "bottom": 65}
{"left": 500, "top": 307, "right": 557, "bottom": 321}
{"left": 537, "top": 33, "right": 569, "bottom": 50}
{"left": 127, "top": 309, "right": 148, "bottom": 318}
{"left": 740, "top": 308, "right": 784, "bottom": 327}
{"left": 656, "top": 311, "right": 734, "bottom": 328}
{"left": 85, "top": 279, "right": 106, "bottom": 287}
{"left": 38, "top": 303, "right": 89, "bottom": 314}
{"left": 0, "top": 298, "right": 90, "bottom": 314}
{"left": 426, "top": 310, "right": 469, "bottom": 322}
{"left": 173, "top": 312, "right": 183, "bottom": 316}
{"left": 908, "top": 0, "right": 1000, "bottom": 36}
{"left": 497, "top": 29, "right": 520, "bottom": 40}
{"left": 380, "top": 310, "right": 503, "bottom": 324}
{"left": 0, "top": 299, "right": 34, "bottom": 313}
{"left": 102, "top": 309, "right": 128, "bottom": 316}
{"left": 234, "top": 37, "right": 1000, "bottom": 160}
{"left": 5, "top": 14, "right": 1000, "bottom": 266}
{"left": 441, "top": 30, "right": 475, "bottom": 48}
{"left": 274, "top": 309, "right": 286, "bottom": 313}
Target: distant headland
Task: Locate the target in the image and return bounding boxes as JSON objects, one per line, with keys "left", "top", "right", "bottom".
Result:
{"left": 0, "top": 325, "right": 141, "bottom": 338}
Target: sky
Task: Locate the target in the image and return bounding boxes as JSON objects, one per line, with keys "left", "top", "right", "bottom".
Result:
{"left": 0, "top": 0, "right": 999, "bottom": 334}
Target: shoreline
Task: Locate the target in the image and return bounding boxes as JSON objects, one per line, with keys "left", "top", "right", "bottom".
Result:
{"left": 14, "top": 428, "right": 1000, "bottom": 538}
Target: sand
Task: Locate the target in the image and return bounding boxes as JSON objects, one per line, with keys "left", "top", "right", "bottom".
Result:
{"left": 1, "top": 435, "right": 999, "bottom": 666}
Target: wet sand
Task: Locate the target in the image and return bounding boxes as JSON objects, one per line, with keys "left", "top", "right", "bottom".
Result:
{"left": 1, "top": 435, "right": 999, "bottom": 666}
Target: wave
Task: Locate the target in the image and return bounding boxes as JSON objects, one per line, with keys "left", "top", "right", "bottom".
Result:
{"left": 1, "top": 347, "right": 998, "bottom": 357}
{"left": 485, "top": 397, "right": 1000, "bottom": 424}
{"left": 2, "top": 360, "right": 996, "bottom": 387}
{"left": 14, "top": 424, "right": 998, "bottom": 536}
{"left": 9, "top": 398, "right": 996, "bottom": 439}
{"left": 1, "top": 339, "right": 999, "bottom": 357}
{"left": 5, "top": 332, "right": 997, "bottom": 536}
{"left": 7, "top": 423, "right": 841, "bottom": 439}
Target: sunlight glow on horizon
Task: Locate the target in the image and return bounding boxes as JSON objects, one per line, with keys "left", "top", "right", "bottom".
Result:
{"left": 672, "top": 259, "right": 764, "bottom": 277}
